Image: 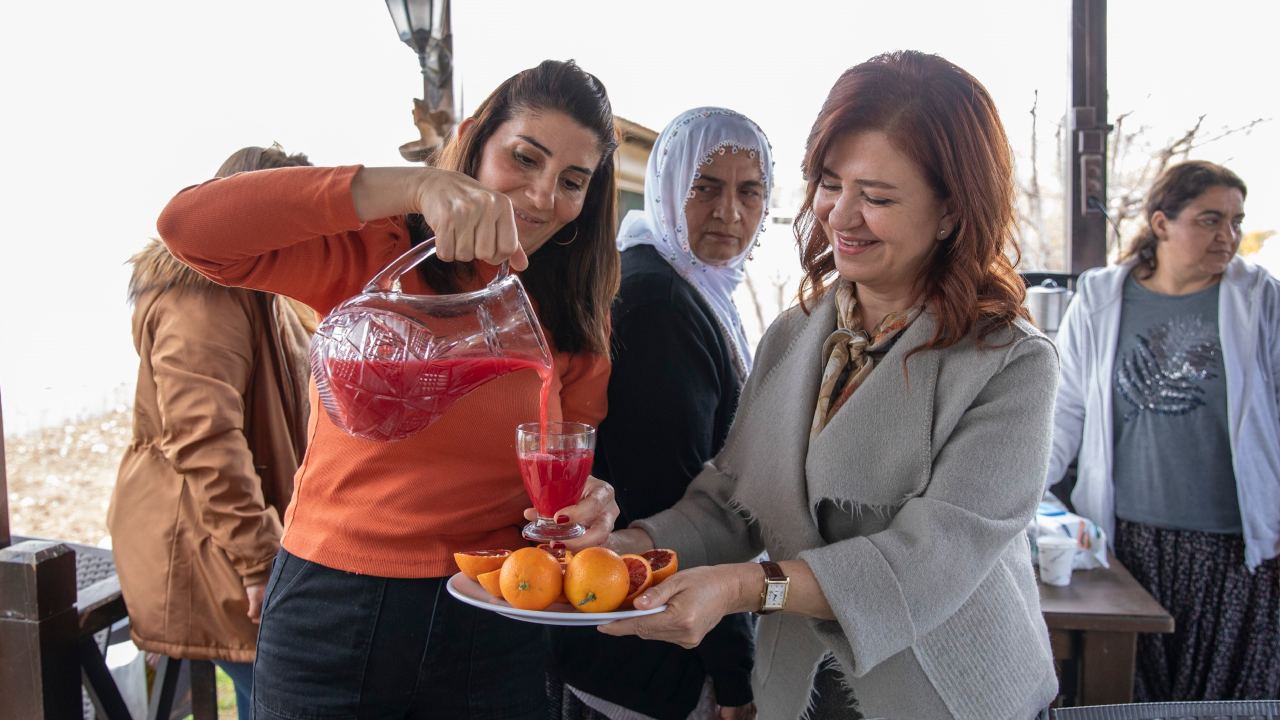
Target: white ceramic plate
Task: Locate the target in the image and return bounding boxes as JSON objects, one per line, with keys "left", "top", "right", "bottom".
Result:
{"left": 446, "top": 573, "right": 666, "bottom": 627}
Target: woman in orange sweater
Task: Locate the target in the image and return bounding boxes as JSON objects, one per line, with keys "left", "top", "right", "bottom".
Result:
{"left": 158, "top": 60, "right": 621, "bottom": 719}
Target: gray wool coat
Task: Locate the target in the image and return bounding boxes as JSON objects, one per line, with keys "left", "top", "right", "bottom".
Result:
{"left": 635, "top": 293, "right": 1061, "bottom": 720}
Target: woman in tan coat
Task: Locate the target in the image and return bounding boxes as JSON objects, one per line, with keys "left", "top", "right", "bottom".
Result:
{"left": 109, "top": 146, "right": 312, "bottom": 719}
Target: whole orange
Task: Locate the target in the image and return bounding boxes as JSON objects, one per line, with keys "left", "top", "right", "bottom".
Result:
{"left": 499, "top": 547, "right": 562, "bottom": 611}
{"left": 564, "top": 547, "right": 630, "bottom": 613}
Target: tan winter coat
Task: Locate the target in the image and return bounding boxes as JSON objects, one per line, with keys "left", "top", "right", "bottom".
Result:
{"left": 109, "top": 240, "right": 310, "bottom": 662}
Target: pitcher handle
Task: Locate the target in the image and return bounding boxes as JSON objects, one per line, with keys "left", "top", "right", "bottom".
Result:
{"left": 364, "top": 236, "right": 511, "bottom": 294}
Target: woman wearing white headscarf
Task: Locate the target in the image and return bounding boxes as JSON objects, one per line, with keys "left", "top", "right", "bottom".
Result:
{"left": 548, "top": 107, "right": 772, "bottom": 720}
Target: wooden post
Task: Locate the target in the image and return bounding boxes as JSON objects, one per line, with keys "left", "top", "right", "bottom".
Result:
{"left": 1, "top": 387, "right": 12, "bottom": 549}
{"left": 147, "top": 656, "right": 183, "bottom": 720}
{"left": 1079, "top": 630, "right": 1137, "bottom": 704}
{"left": 0, "top": 540, "right": 82, "bottom": 718}
{"left": 1067, "top": 0, "right": 1110, "bottom": 274}
{"left": 190, "top": 660, "right": 218, "bottom": 719}
{"left": 79, "top": 633, "right": 136, "bottom": 720}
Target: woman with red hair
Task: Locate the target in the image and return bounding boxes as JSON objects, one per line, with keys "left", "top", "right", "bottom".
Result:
{"left": 600, "top": 51, "right": 1060, "bottom": 718}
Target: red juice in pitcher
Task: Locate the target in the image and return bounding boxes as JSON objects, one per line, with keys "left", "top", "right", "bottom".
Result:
{"left": 517, "top": 447, "right": 595, "bottom": 518}
{"left": 323, "top": 356, "right": 551, "bottom": 442}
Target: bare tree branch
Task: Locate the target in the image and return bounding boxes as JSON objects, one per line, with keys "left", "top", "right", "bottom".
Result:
{"left": 1026, "top": 90, "right": 1045, "bottom": 249}
{"left": 1188, "top": 117, "right": 1269, "bottom": 151}
{"left": 1157, "top": 114, "right": 1205, "bottom": 167}
{"left": 1054, "top": 115, "right": 1065, "bottom": 173}
{"left": 742, "top": 271, "right": 766, "bottom": 333}
{"left": 771, "top": 271, "right": 789, "bottom": 316}
{"left": 1109, "top": 109, "right": 1136, "bottom": 183}
{"left": 1015, "top": 99, "right": 1267, "bottom": 271}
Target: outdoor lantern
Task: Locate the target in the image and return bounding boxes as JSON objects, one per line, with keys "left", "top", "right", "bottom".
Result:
{"left": 385, "top": 0, "right": 444, "bottom": 95}
{"left": 385, "top": 0, "right": 454, "bottom": 162}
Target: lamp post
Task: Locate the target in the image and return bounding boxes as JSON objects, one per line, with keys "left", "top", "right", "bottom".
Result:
{"left": 385, "top": 0, "right": 455, "bottom": 163}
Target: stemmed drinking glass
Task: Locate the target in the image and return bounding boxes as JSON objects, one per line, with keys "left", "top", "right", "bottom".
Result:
{"left": 516, "top": 421, "right": 595, "bottom": 542}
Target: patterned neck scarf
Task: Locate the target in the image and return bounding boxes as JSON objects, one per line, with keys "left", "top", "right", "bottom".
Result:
{"left": 810, "top": 282, "right": 922, "bottom": 440}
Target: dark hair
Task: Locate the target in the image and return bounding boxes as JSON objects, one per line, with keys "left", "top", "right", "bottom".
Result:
{"left": 411, "top": 59, "right": 619, "bottom": 355}
{"left": 1122, "top": 160, "right": 1247, "bottom": 279}
{"left": 795, "top": 50, "right": 1029, "bottom": 352}
{"left": 215, "top": 143, "right": 312, "bottom": 177}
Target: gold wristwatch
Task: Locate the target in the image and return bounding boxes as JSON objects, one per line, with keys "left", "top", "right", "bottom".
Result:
{"left": 757, "top": 560, "right": 790, "bottom": 614}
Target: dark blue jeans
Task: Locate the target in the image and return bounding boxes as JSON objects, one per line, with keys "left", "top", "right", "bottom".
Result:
{"left": 252, "top": 550, "right": 548, "bottom": 720}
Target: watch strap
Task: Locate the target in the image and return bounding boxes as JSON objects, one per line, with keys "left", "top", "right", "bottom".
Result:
{"left": 758, "top": 560, "right": 789, "bottom": 614}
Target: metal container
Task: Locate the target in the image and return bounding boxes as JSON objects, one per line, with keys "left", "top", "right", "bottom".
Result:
{"left": 1024, "top": 278, "right": 1074, "bottom": 334}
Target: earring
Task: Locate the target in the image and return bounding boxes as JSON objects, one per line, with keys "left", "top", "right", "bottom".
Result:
{"left": 937, "top": 227, "right": 949, "bottom": 238}
{"left": 553, "top": 224, "right": 578, "bottom": 246}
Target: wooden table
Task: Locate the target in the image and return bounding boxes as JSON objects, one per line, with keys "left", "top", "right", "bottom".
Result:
{"left": 1039, "top": 553, "right": 1174, "bottom": 705}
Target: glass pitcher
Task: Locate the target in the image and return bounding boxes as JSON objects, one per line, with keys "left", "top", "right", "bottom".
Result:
{"left": 310, "top": 238, "right": 552, "bottom": 442}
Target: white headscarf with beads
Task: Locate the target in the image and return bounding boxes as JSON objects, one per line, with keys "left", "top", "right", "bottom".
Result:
{"left": 616, "top": 107, "right": 773, "bottom": 379}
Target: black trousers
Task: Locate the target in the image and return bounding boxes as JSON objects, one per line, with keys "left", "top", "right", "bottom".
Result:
{"left": 252, "top": 549, "right": 547, "bottom": 720}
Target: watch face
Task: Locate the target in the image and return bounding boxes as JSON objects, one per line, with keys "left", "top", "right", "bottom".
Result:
{"left": 765, "top": 583, "right": 787, "bottom": 607}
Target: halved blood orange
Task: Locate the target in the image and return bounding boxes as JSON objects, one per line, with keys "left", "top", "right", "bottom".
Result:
{"left": 620, "top": 554, "right": 654, "bottom": 608}
{"left": 540, "top": 544, "right": 573, "bottom": 605}
{"left": 453, "top": 549, "right": 511, "bottom": 581}
{"left": 537, "top": 543, "right": 574, "bottom": 567}
{"left": 641, "top": 549, "right": 678, "bottom": 584}
{"left": 476, "top": 568, "right": 503, "bottom": 599}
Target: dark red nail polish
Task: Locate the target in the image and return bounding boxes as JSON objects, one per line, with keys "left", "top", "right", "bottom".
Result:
{"left": 556, "top": 514, "right": 570, "bottom": 524}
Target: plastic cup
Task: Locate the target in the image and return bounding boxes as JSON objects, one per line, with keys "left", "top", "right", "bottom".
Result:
{"left": 1037, "top": 535, "right": 1077, "bottom": 587}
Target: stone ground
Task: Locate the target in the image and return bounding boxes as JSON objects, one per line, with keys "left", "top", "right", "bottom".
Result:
{"left": 5, "top": 406, "right": 131, "bottom": 545}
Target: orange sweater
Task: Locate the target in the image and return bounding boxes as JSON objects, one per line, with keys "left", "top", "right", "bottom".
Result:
{"left": 158, "top": 165, "right": 609, "bottom": 578}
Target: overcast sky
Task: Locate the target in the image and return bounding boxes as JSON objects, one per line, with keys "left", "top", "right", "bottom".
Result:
{"left": 1, "top": 0, "right": 1274, "bottom": 433}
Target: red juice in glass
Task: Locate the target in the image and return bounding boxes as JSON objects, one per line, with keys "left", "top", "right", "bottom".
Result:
{"left": 516, "top": 422, "right": 596, "bottom": 542}
{"left": 518, "top": 447, "right": 594, "bottom": 518}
